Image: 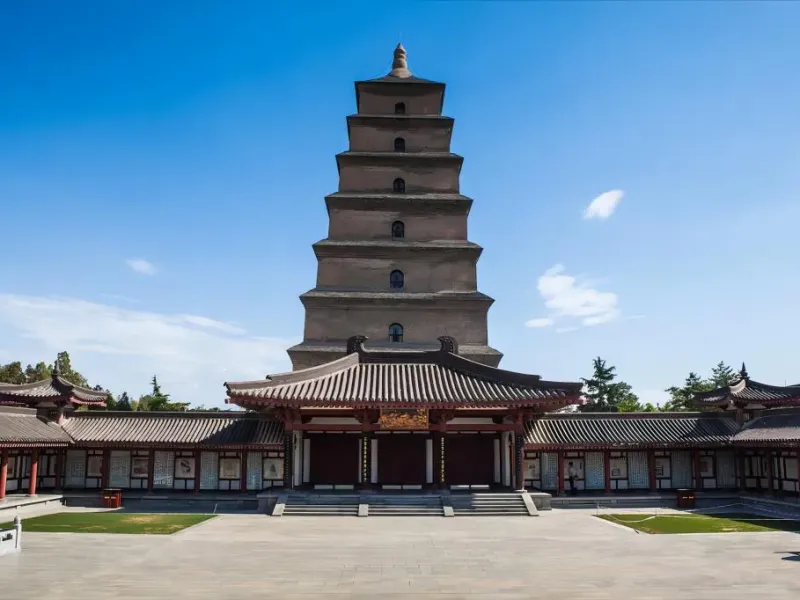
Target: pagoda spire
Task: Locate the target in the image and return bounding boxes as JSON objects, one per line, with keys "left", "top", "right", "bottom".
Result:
{"left": 52, "top": 355, "right": 61, "bottom": 378}
{"left": 388, "top": 43, "right": 412, "bottom": 78}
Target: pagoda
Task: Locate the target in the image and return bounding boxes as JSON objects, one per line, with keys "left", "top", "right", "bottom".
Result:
{"left": 287, "top": 44, "right": 502, "bottom": 370}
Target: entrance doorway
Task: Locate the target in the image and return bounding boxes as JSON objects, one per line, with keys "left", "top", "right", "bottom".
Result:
{"left": 445, "top": 434, "right": 495, "bottom": 486}
{"left": 377, "top": 434, "right": 427, "bottom": 485}
{"left": 308, "top": 433, "right": 359, "bottom": 485}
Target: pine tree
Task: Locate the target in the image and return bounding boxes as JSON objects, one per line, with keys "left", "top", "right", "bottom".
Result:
{"left": 580, "top": 357, "right": 642, "bottom": 412}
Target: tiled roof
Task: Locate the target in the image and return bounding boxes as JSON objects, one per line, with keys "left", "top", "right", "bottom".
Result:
{"left": 524, "top": 413, "right": 740, "bottom": 449}
{"left": 62, "top": 412, "right": 284, "bottom": 448}
{"left": 227, "top": 337, "right": 582, "bottom": 409}
{"left": 733, "top": 409, "right": 800, "bottom": 445}
{"left": 0, "top": 407, "right": 72, "bottom": 447}
{"left": 693, "top": 377, "right": 800, "bottom": 409}
{"left": 0, "top": 372, "right": 108, "bottom": 407}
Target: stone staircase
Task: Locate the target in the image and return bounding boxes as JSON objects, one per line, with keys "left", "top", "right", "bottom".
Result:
{"left": 450, "top": 492, "right": 532, "bottom": 516}
{"left": 280, "top": 493, "right": 360, "bottom": 516}
{"left": 367, "top": 494, "right": 444, "bottom": 517}
{"left": 276, "top": 491, "right": 537, "bottom": 516}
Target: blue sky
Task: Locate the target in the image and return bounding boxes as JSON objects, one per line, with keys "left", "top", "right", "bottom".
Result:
{"left": 2, "top": 1, "right": 800, "bottom": 407}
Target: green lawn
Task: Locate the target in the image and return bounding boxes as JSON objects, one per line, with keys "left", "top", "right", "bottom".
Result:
{"left": 0, "top": 512, "right": 215, "bottom": 535}
{"left": 598, "top": 512, "right": 800, "bottom": 534}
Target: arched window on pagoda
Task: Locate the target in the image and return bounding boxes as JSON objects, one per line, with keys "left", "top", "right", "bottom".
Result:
{"left": 391, "top": 220, "right": 405, "bottom": 239}
{"left": 394, "top": 137, "right": 406, "bottom": 152}
{"left": 389, "top": 270, "right": 404, "bottom": 289}
{"left": 388, "top": 323, "right": 404, "bottom": 343}
{"left": 395, "top": 102, "right": 406, "bottom": 115}
{"left": 393, "top": 178, "right": 405, "bottom": 193}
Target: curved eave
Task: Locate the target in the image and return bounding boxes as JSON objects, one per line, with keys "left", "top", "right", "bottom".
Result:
{"left": 227, "top": 395, "right": 580, "bottom": 411}
{"left": 0, "top": 440, "right": 71, "bottom": 449}
{"left": 70, "top": 440, "right": 283, "bottom": 450}
{"left": 524, "top": 440, "right": 734, "bottom": 451}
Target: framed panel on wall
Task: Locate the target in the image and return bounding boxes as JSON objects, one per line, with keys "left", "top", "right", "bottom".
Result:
{"left": 609, "top": 457, "right": 627, "bottom": 479}
{"left": 263, "top": 457, "right": 283, "bottom": 480}
{"left": 175, "top": 456, "right": 195, "bottom": 479}
{"left": 131, "top": 457, "right": 149, "bottom": 478}
{"left": 86, "top": 455, "right": 103, "bottom": 478}
{"left": 699, "top": 456, "right": 714, "bottom": 478}
{"left": 524, "top": 459, "right": 540, "bottom": 480}
{"left": 655, "top": 457, "right": 671, "bottom": 478}
{"left": 219, "top": 457, "right": 241, "bottom": 480}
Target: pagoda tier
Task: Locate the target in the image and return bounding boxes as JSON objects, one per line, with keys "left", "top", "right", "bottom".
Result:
{"left": 229, "top": 336, "right": 579, "bottom": 411}
{"left": 693, "top": 364, "right": 800, "bottom": 410}
{"left": 290, "top": 44, "right": 501, "bottom": 371}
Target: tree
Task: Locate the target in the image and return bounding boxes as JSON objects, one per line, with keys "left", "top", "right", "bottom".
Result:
{"left": 580, "top": 357, "right": 642, "bottom": 412}
{"left": 116, "top": 392, "right": 133, "bottom": 411}
{"left": 25, "top": 361, "right": 51, "bottom": 382}
{"left": 0, "top": 361, "right": 26, "bottom": 384}
{"left": 54, "top": 351, "right": 90, "bottom": 388}
{"left": 710, "top": 361, "right": 737, "bottom": 388}
{"left": 663, "top": 372, "right": 713, "bottom": 412}
{"left": 137, "top": 376, "right": 188, "bottom": 412}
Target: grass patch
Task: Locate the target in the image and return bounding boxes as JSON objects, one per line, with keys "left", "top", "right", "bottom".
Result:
{"left": 0, "top": 512, "right": 215, "bottom": 535}
{"left": 598, "top": 512, "right": 800, "bottom": 534}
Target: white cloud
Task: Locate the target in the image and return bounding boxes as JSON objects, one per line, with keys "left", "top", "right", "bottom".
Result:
{"left": 0, "top": 294, "right": 296, "bottom": 407}
{"left": 524, "top": 317, "right": 553, "bottom": 329}
{"left": 126, "top": 258, "right": 158, "bottom": 276}
{"left": 584, "top": 190, "right": 623, "bottom": 220}
{"left": 525, "top": 264, "right": 621, "bottom": 330}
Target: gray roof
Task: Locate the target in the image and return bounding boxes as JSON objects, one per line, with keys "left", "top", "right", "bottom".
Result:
{"left": 0, "top": 372, "right": 108, "bottom": 407}
{"left": 524, "top": 413, "right": 740, "bottom": 449}
{"left": 732, "top": 409, "right": 800, "bottom": 445}
{"left": 0, "top": 406, "right": 72, "bottom": 447}
{"left": 694, "top": 377, "right": 800, "bottom": 409}
{"left": 227, "top": 336, "right": 582, "bottom": 410}
{"left": 62, "top": 412, "right": 283, "bottom": 448}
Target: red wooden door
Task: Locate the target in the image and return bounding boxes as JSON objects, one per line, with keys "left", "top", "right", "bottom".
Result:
{"left": 377, "top": 434, "right": 427, "bottom": 485}
{"left": 308, "top": 434, "right": 359, "bottom": 485}
{"left": 445, "top": 434, "right": 495, "bottom": 485}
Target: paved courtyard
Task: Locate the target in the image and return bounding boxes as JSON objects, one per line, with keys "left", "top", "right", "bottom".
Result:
{"left": 1, "top": 508, "right": 799, "bottom": 599}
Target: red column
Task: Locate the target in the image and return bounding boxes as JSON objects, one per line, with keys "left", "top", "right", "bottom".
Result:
{"left": 194, "top": 452, "right": 201, "bottom": 492}
{"left": 648, "top": 451, "right": 657, "bottom": 492}
{"left": 557, "top": 452, "right": 565, "bottom": 495}
{"left": 54, "top": 450, "right": 63, "bottom": 489}
{"left": 0, "top": 450, "right": 8, "bottom": 500}
{"left": 240, "top": 451, "right": 248, "bottom": 492}
{"left": 101, "top": 449, "right": 111, "bottom": 489}
{"left": 147, "top": 449, "right": 155, "bottom": 491}
{"left": 604, "top": 450, "right": 611, "bottom": 494}
{"left": 28, "top": 450, "right": 39, "bottom": 496}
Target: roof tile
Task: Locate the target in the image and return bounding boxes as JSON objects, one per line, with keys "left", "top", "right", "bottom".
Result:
{"left": 525, "top": 413, "right": 739, "bottom": 449}
{"left": 62, "top": 412, "right": 283, "bottom": 448}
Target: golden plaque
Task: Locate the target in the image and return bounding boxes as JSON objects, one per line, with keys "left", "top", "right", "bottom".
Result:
{"left": 379, "top": 409, "right": 429, "bottom": 430}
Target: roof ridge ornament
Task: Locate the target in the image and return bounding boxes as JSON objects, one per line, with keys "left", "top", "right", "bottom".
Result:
{"left": 346, "top": 335, "right": 368, "bottom": 355}
{"left": 437, "top": 336, "right": 458, "bottom": 355}
{"left": 51, "top": 355, "right": 61, "bottom": 379}
{"left": 740, "top": 362, "right": 749, "bottom": 380}
{"left": 388, "top": 43, "right": 412, "bottom": 79}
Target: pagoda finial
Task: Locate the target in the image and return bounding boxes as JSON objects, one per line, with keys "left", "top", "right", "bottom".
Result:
{"left": 52, "top": 355, "right": 61, "bottom": 378}
{"left": 740, "top": 362, "right": 749, "bottom": 380}
{"left": 389, "top": 43, "right": 412, "bottom": 79}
